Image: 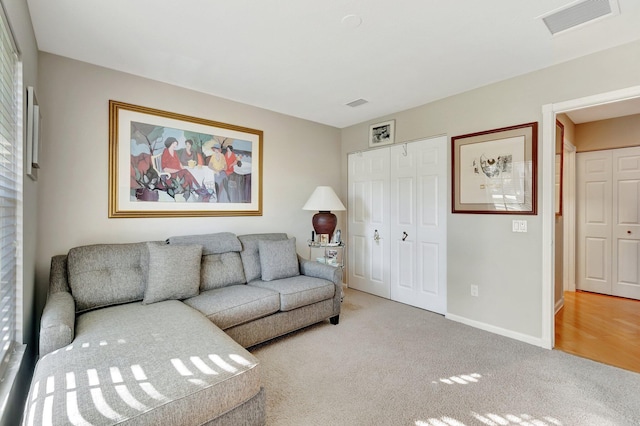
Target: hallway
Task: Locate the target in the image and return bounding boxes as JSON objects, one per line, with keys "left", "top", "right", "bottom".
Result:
{"left": 555, "top": 290, "right": 640, "bottom": 374}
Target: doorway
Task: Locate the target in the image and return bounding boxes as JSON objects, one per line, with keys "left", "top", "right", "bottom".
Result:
{"left": 542, "top": 85, "right": 640, "bottom": 352}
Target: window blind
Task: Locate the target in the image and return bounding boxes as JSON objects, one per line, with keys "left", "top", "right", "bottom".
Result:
{"left": 0, "top": 4, "right": 19, "bottom": 376}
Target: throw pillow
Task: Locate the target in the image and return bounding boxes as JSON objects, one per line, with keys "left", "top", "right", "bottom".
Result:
{"left": 143, "top": 243, "right": 203, "bottom": 305}
{"left": 258, "top": 237, "right": 300, "bottom": 281}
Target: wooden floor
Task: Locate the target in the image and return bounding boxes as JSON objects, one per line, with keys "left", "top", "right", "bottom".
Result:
{"left": 555, "top": 290, "right": 640, "bottom": 374}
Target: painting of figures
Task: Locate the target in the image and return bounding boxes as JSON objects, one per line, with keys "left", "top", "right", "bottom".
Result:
{"left": 110, "top": 101, "right": 262, "bottom": 217}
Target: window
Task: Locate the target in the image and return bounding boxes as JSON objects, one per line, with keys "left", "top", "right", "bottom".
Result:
{"left": 0, "top": 4, "right": 21, "bottom": 378}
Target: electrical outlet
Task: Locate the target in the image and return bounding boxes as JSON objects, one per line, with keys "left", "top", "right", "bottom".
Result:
{"left": 470, "top": 285, "right": 479, "bottom": 297}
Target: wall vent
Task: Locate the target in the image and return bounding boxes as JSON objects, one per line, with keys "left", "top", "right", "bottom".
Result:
{"left": 346, "top": 98, "right": 368, "bottom": 108}
{"left": 541, "top": 0, "right": 618, "bottom": 35}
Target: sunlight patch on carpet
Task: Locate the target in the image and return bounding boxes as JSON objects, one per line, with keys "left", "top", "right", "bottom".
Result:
{"left": 415, "top": 413, "right": 563, "bottom": 426}
{"left": 434, "top": 373, "right": 482, "bottom": 385}
{"left": 416, "top": 416, "right": 465, "bottom": 425}
{"left": 472, "top": 412, "right": 563, "bottom": 425}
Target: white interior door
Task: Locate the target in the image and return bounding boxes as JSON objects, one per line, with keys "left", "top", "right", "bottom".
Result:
{"left": 389, "top": 136, "right": 447, "bottom": 314}
{"left": 577, "top": 150, "right": 612, "bottom": 294}
{"left": 347, "top": 149, "right": 390, "bottom": 298}
{"left": 612, "top": 147, "right": 640, "bottom": 300}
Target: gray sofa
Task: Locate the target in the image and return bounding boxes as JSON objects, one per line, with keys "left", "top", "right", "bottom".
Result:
{"left": 23, "top": 232, "right": 341, "bottom": 425}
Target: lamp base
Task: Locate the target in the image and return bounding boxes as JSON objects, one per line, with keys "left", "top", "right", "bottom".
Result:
{"left": 312, "top": 211, "right": 337, "bottom": 239}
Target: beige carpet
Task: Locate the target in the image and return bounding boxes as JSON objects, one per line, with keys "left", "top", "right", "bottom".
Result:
{"left": 251, "top": 288, "right": 640, "bottom": 426}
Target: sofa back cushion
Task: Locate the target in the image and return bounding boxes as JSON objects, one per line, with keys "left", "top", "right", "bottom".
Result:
{"left": 67, "top": 242, "right": 151, "bottom": 313}
{"left": 167, "top": 232, "right": 241, "bottom": 255}
{"left": 168, "top": 232, "right": 246, "bottom": 290}
{"left": 143, "top": 243, "right": 203, "bottom": 304}
{"left": 238, "top": 233, "right": 288, "bottom": 283}
{"left": 201, "top": 252, "right": 246, "bottom": 291}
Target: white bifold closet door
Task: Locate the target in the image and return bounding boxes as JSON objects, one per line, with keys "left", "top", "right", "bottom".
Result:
{"left": 348, "top": 136, "right": 447, "bottom": 314}
{"left": 577, "top": 147, "right": 640, "bottom": 300}
{"left": 347, "top": 148, "right": 390, "bottom": 298}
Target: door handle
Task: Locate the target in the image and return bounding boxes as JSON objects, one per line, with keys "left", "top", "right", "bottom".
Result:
{"left": 373, "top": 230, "right": 380, "bottom": 241}
{"left": 402, "top": 232, "right": 408, "bottom": 241}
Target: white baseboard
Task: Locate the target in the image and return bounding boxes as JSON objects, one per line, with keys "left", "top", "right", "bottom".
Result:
{"left": 554, "top": 297, "right": 564, "bottom": 315}
{"left": 445, "top": 313, "right": 547, "bottom": 349}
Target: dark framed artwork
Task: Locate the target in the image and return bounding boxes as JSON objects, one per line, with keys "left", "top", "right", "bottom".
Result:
{"left": 555, "top": 120, "right": 564, "bottom": 216}
{"left": 26, "top": 86, "right": 42, "bottom": 181}
{"left": 452, "top": 122, "right": 538, "bottom": 214}
{"left": 369, "top": 119, "right": 395, "bottom": 147}
{"left": 109, "top": 101, "right": 263, "bottom": 218}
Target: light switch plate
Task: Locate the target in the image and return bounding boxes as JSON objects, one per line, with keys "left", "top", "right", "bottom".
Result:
{"left": 512, "top": 220, "right": 528, "bottom": 232}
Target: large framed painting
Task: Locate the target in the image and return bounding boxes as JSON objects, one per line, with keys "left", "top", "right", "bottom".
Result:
{"left": 452, "top": 122, "right": 538, "bottom": 214}
{"left": 109, "top": 101, "right": 263, "bottom": 218}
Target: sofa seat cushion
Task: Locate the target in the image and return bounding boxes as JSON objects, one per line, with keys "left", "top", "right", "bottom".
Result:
{"left": 250, "top": 275, "right": 335, "bottom": 312}
{"left": 24, "top": 300, "right": 261, "bottom": 426}
{"left": 184, "top": 285, "right": 280, "bottom": 330}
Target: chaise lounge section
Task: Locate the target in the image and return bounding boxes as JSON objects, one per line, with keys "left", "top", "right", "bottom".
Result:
{"left": 23, "top": 232, "right": 341, "bottom": 425}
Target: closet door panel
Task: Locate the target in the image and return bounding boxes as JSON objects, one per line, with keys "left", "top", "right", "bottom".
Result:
{"left": 390, "top": 136, "right": 447, "bottom": 314}
{"left": 612, "top": 147, "right": 640, "bottom": 300}
{"left": 348, "top": 150, "right": 391, "bottom": 298}
{"left": 577, "top": 146, "right": 640, "bottom": 300}
{"left": 577, "top": 151, "right": 612, "bottom": 295}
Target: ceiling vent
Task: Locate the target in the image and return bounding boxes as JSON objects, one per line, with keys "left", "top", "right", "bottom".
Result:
{"left": 346, "top": 98, "right": 368, "bottom": 108}
{"left": 541, "top": 0, "right": 619, "bottom": 35}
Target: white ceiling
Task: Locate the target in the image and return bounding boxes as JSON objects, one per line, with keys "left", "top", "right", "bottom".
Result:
{"left": 564, "top": 97, "right": 640, "bottom": 123}
{"left": 26, "top": 0, "right": 640, "bottom": 128}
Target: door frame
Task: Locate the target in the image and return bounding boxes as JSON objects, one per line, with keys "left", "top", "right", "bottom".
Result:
{"left": 562, "top": 141, "right": 576, "bottom": 293}
{"left": 542, "top": 85, "right": 640, "bottom": 349}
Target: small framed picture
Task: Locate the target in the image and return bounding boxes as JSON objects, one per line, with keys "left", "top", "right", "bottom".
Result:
{"left": 319, "top": 234, "right": 329, "bottom": 245}
{"left": 327, "top": 249, "right": 338, "bottom": 258}
{"left": 369, "top": 119, "right": 395, "bottom": 147}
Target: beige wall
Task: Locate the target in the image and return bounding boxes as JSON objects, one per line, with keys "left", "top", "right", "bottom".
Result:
{"left": 341, "top": 39, "right": 640, "bottom": 343}
{"left": 575, "top": 113, "right": 640, "bottom": 152}
{"left": 35, "top": 53, "right": 343, "bottom": 329}
{"left": 557, "top": 113, "right": 576, "bottom": 148}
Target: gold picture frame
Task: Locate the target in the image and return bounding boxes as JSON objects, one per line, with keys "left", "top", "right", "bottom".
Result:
{"left": 109, "top": 101, "right": 263, "bottom": 218}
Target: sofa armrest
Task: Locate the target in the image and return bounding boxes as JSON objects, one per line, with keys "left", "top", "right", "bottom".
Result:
{"left": 298, "top": 256, "right": 342, "bottom": 285}
{"left": 49, "top": 254, "right": 70, "bottom": 294}
{"left": 299, "top": 256, "right": 342, "bottom": 323}
{"left": 39, "top": 291, "right": 75, "bottom": 357}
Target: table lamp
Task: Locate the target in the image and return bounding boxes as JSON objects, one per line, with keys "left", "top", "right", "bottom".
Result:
{"left": 302, "top": 186, "right": 346, "bottom": 240}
